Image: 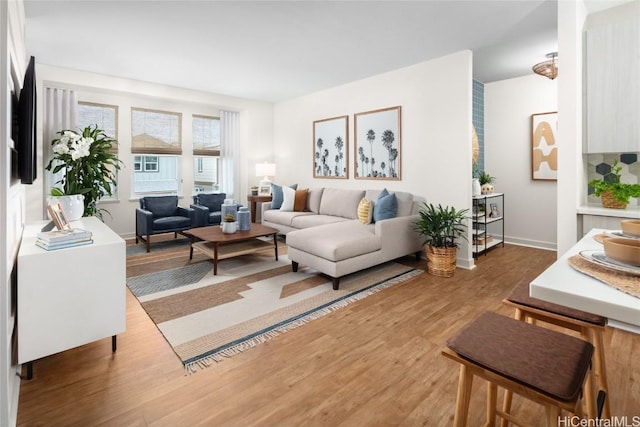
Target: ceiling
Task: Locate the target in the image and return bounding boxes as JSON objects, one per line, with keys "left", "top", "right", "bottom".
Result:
{"left": 24, "top": 0, "right": 562, "bottom": 103}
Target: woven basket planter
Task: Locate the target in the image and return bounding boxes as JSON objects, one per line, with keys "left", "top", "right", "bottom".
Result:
{"left": 425, "top": 245, "right": 457, "bottom": 278}
{"left": 600, "top": 190, "right": 627, "bottom": 210}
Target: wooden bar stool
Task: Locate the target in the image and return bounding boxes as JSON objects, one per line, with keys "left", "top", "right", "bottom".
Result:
{"left": 502, "top": 278, "right": 609, "bottom": 421}
{"left": 442, "top": 311, "right": 595, "bottom": 427}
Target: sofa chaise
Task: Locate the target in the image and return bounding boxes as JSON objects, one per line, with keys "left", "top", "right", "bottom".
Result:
{"left": 261, "top": 187, "right": 423, "bottom": 289}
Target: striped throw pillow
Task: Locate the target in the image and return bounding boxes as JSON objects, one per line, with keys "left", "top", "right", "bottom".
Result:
{"left": 357, "top": 198, "right": 373, "bottom": 224}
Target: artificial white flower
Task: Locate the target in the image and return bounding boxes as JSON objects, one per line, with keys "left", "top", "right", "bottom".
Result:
{"left": 52, "top": 143, "right": 69, "bottom": 155}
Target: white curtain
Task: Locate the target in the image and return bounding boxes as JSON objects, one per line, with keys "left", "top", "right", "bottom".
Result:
{"left": 219, "top": 110, "right": 240, "bottom": 200}
{"left": 43, "top": 87, "right": 77, "bottom": 194}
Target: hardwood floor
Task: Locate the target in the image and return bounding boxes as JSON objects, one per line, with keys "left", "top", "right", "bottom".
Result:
{"left": 17, "top": 243, "right": 640, "bottom": 426}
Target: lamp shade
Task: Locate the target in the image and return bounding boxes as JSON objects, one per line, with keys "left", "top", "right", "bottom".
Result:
{"left": 256, "top": 162, "right": 276, "bottom": 178}
{"left": 532, "top": 52, "right": 558, "bottom": 80}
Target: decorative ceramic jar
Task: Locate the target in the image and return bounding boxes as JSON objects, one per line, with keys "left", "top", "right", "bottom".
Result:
{"left": 49, "top": 194, "right": 85, "bottom": 221}
{"left": 481, "top": 184, "right": 494, "bottom": 195}
{"left": 237, "top": 207, "right": 251, "bottom": 231}
{"left": 221, "top": 200, "right": 238, "bottom": 222}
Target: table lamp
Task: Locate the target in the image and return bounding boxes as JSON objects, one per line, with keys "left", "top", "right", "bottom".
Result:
{"left": 256, "top": 162, "right": 276, "bottom": 190}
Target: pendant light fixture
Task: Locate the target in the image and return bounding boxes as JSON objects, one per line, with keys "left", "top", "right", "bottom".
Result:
{"left": 532, "top": 52, "right": 558, "bottom": 80}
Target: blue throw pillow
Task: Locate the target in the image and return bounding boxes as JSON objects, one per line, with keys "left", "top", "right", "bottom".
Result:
{"left": 271, "top": 183, "right": 297, "bottom": 210}
{"left": 373, "top": 188, "right": 397, "bottom": 222}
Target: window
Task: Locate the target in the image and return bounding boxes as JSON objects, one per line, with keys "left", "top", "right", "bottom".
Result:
{"left": 131, "top": 108, "right": 182, "bottom": 154}
{"left": 193, "top": 115, "right": 220, "bottom": 193}
{"left": 78, "top": 102, "right": 118, "bottom": 140}
{"left": 77, "top": 102, "right": 119, "bottom": 200}
{"left": 134, "top": 155, "right": 159, "bottom": 173}
{"left": 131, "top": 108, "right": 182, "bottom": 195}
{"left": 132, "top": 155, "right": 180, "bottom": 194}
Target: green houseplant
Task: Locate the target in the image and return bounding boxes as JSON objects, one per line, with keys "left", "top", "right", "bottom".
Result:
{"left": 588, "top": 160, "right": 640, "bottom": 209}
{"left": 412, "top": 203, "right": 468, "bottom": 277}
{"left": 45, "top": 125, "right": 122, "bottom": 218}
{"left": 478, "top": 170, "right": 496, "bottom": 194}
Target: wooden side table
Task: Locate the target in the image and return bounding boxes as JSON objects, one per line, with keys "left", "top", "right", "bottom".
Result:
{"left": 247, "top": 195, "right": 272, "bottom": 222}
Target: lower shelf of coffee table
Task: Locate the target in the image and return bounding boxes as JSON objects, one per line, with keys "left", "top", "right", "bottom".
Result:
{"left": 192, "top": 239, "right": 275, "bottom": 261}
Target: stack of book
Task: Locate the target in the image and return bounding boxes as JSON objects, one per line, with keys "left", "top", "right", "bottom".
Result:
{"left": 36, "top": 228, "right": 93, "bottom": 251}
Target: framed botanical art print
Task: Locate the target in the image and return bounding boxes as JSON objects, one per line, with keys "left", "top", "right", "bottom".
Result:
{"left": 531, "top": 111, "right": 558, "bottom": 181}
{"left": 313, "top": 115, "right": 348, "bottom": 178}
{"left": 354, "top": 106, "right": 401, "bottom": 180}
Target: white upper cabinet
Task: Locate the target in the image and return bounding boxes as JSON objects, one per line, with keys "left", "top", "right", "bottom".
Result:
{"left": 585, "top": 8, "right": 640, "bottom": 153}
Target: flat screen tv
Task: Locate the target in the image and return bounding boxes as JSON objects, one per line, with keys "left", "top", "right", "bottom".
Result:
{"left": 18, "top": 56, "right": 37, "bottom": 185}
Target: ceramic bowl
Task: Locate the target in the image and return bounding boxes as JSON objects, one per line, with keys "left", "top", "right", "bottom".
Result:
{"left": 620, "top": 219, "right": 640, "bottom": 237}
{"left": 603, "top": 237, "right": 640, "bottom": 266}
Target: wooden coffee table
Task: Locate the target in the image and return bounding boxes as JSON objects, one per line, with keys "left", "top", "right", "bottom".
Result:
{"left": 186, "top": 224, "right": 279, "bottom": 275}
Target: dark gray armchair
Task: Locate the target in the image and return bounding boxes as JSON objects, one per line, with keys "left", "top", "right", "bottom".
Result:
{"left": 191, "top": 193, "right": 226, "bottom": 227}
{"left": 135, "top": 195, "right": 195, "bottom": 252}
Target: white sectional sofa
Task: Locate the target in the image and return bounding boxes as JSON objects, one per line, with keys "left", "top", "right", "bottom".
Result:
{"left": 261, "top": 187, "right": 423, "bottom": 289}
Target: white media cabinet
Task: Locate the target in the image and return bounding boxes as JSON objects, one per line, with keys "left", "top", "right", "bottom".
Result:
{"left": 17, "top": 217, "right": 126, "bottom": 378}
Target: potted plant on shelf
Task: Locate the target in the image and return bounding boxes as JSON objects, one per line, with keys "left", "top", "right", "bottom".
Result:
{"left": 412, "top": 203, "right": 468, "bottom": 278}
{"left": 221, "top": 213, "right": 238, "bottom": 234}
{"left": 45, "top": 125, "right": 123, "bottom": 220}
{"left": 588, "top": 160, "right": 640, "bottom": 209}
{"left": 478, "top": 171, "right": 496, "bottom": 195}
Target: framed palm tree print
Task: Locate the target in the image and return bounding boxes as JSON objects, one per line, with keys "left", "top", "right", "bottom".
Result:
{"left": 313, "top": 115, "right": 349, "bottom": 178}
{"left": 354, "top": 106, "right": 401, "bottom": 180}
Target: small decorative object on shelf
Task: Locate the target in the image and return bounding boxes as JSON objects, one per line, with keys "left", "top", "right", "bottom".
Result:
{"left": 251, "top": 186, "right": 259, "bottom": 196}
{"left": 472, "top": 193, "right": 505, "bottom": 257}
{"left": 478, "top": 170, "right": 496, "bottom": 195}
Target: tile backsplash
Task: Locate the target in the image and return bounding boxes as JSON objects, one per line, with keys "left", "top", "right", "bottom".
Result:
{"left": 586, "top": 152, "right": 640, "bottom": 207}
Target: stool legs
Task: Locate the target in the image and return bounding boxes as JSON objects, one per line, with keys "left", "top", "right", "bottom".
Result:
{"left": 486, "top": 383, "right": 497, "bottom": 427}
{"left": 453, "top": 365, "right": 474, "bottom": 427}
{"left": 585, "top": 327, "right": 610, "bottom": 418}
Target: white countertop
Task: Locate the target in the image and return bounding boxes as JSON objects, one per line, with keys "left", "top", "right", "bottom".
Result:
{"left": 530, "top": 228, "right": 640, "bottom": 334}
{"left": 578, "top": 205, "right": 640, "bottom": 218}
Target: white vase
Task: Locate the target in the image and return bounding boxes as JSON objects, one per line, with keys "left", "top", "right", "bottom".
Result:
{"left": 49, "top": 194, "right": 85, "bottom": 221}
{"left": 472, "top": 178, "right": 481, "bottom": 196}
{"left": 221, "top": 221, "right": 237, "bottom": 234}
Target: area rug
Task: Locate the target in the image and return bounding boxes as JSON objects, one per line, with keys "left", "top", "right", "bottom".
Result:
{"left": 126, "top": 237, "right": 191, "bottom": 257}
{"left": 126, "top": 254, "right": 420, "bottom": 373}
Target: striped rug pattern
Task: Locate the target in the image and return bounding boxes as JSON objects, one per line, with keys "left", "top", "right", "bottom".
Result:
{"left": 127, "top": 254, "right": 420, "bottom": 373}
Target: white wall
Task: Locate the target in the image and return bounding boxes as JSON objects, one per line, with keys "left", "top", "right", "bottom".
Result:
{"left": 485, "top": 74, "right": 558, "bottom": 250}
{"left": 28, "top": 65, "right": 275, "bottom": 238}
{"left": 274, "top": 51, "right": 475, "bottom": 267}
{"left": 557, "top": 0, "right": 588, "bottom": 256}
{"left": 1, "top": 1, "right": 26, "bottom": 424}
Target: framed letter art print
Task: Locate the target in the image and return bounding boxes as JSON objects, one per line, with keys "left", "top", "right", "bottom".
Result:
{"left": 531, "top": 112, "right": 557, "bottom": 181}
{"left": 354, "top": 106, "right": 401, "bottom": 180}
{"left": 313, "top": 115, "right": 349, "bottom": 178}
